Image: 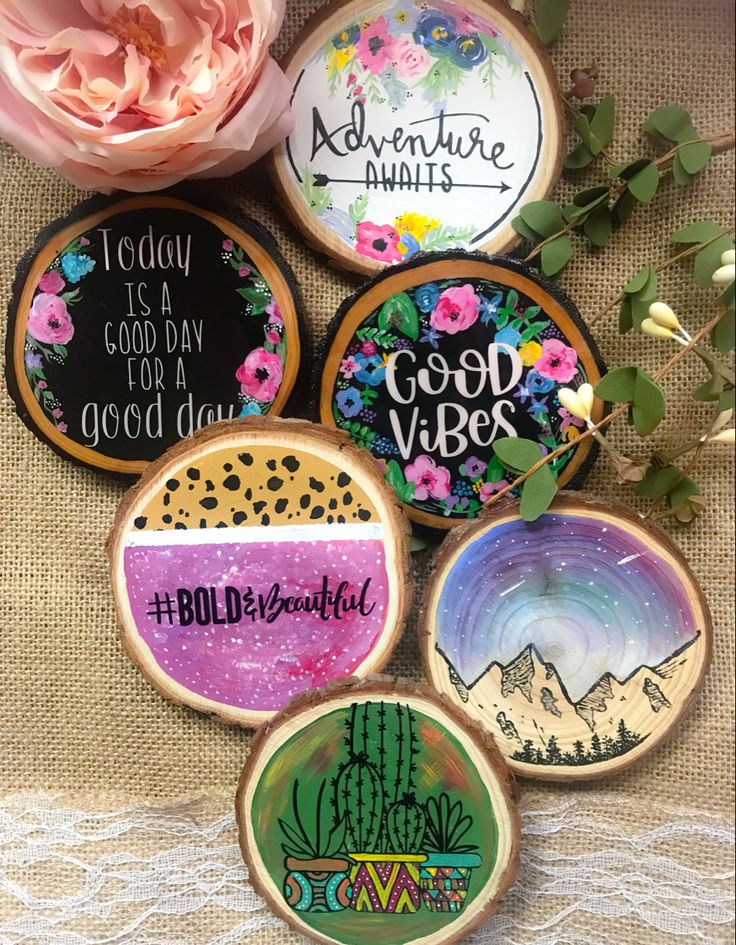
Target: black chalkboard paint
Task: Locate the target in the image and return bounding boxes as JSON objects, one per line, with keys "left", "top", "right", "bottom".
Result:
{"left": 5, "top": 191, "right": 303, "bottom": 479}
{"left": 318, "top": 251, "right": 607, "bottom": 530}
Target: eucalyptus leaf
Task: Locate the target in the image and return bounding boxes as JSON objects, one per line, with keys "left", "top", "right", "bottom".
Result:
{"left": 677, "top": 140, "right": 712, "bottom": 174}
{"left": 493, "top": 437, "right": 543, "bottom": 474}
{"left": 573, "top": 185, "right": 609, "bottom": 208}
{"left": 612, "top": 190, "right": 638, "bottom": 225}
{"left": 693, "top": 235, "right": 735, "bottom": 287}
{"left": 625, "top": 266, "right": 653, "bottom": 294}
{"left": 564, "top": 142, "right": 595, "bottom": 170}
{"left": 584, "top": 205, "right": 612, "bottom": 247}
{"left": 594, "top": 366, "right": 637, "bottom": 403}
{"left": 643, "top": 104, "right": 698, "bottom": 143}
{"left": 562, "top": 203, "right": 588, "bottom": 223}
{"left": 533, "top": 0, "right": 569, "bottom": 44}
{"left": 719, "top": 389, "right": 736, "bottom": 412}
{"left": 693, "top": 374, "right": 723, "bottom": 402}
{"left": 588, "top": 95, "right": 615, "bottom": 153}
{"left": 636, "top": 465, "right": 683, "bottom": 498}
{"left": 619, "top": 297, "right": 633, "bottom": 333}
{"left": 672, "top": 152, "right": 694, "bottom": 186}
{"left": 668, "top": 476, "right": 700, "bottom": 509}
{"left": 520, "top": 464, "right": 558, "bottom": 521}
{"left": 519, "top": 200, "right": 565, "bottom": 238}
{"left": 512, "top": 216, "right": 542, "bottom": 243}
{"left": 541, "top": 235, "right": 573, "bottom": 275}
{"left": 609, "top": 158, "right": 650, "bottom": 181}
{"left": 632, "top": 369, "right": 666, "bottom": 436}
{"left": 627, "top": 162, "right": 659, "bottom": 203}
{"left": 711, "top": 309, "right": 735, "bottom": 354}
{"left": 671, "top": 219, "right": 722, "bottom": 244}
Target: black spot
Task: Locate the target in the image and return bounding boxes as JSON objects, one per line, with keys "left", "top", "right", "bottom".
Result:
{"left": 188, "top": 484, "right": 195, "bottom": 491}
{"left": 288, "top": 513, "right": 293, "bottom": 520}
{"left": 337, "top": 472, "right": 351, "bottom": 487}
{"left": 162, "top": 514, "right": 172, "bottom": 524}
{"left": 187, "top": 467, "right": 200, "bottom": 481}
{"left": 253, "top": 500, "right": 267, "bottom": 514}
{"left": 309, "top": 476, "right": 325, "bottom": 492}
{"left": 178, "top": 509, "right": 184, "bottom": 515}
{"left": 261, "top": 513, "right": 270, "bottom": 526}
{"left": 245, "top": 488, "right": 253, "bottom": 500}
{"left": 174, "top": 522, "right": 187, "bottom": 529}
{"left": 357, "top": 508, "right": 371, "bottom": 521}
{"left": 327, "top": 515, "right": 334, "bottom": 524}
{"left": 310, "top": 506, "right": 325, "bottom": 519}
{"left": 266, "top": 459, "right": 277, "bottom": 471}
{"left": 275, "top": 498, "right": 288, "bottom": 513}
{"left": 215, "top": 521, "right": 227, "bottom": 528}
{"left": 299, "top": 494, "right": 311, "bottom": 509}
{"left": 223, "top": 474, "right": 241, "bottom": 491}
{"left": 163, "top": 493, "right": 170, "bottom": 506}
{"left": 328, "top": 498, "right": 338, "bottom": 510}
{"left": 200, "top": 497, "right": 218, "bottom": 510}
{"left": 166, "top": 478, "right": 179, "bottom": 491}
{"left": 342, "top": 491, "right": 353, "bottom": 506}
{"left": 134, "top": 516, "right": 147, "bottom": 529}
{"left": 205, "top": 480, "right": 215, "bottom": 492}
{"left": 282, "top": 455, "right": 300, "bottom": 472}
{"left": 199, "top": 519, "right": 208, "bottom": 529}
{"left": 184, "top": 512, "right": 190, "bottom": 518}
{"left": 238, "top": 452, "right": 253, "bottom": 466}
{"left": 233, "top": 511, "right": 247, "bottom": 525}
{"left": 337, "top": 515, "right": 346, "bottom": 524}
{"left": 267, "top": 476, "right": 284, "bottom": 491}
{"left": 224, "top": 463, "right": 233, "bottom": 472}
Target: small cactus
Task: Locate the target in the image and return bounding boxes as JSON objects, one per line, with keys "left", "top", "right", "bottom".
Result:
{"left": 386, "top": 792, "right": 426, "bottom": 854}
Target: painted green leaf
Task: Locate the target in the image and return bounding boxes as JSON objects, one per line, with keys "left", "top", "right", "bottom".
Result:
{"left": 378, "top": 292, "right": 419, "bottom": 340}
{"left": 643, "top": 105, "right": 697, "bottom": 143}
{"left": 564, "top": 142, "right": 595, "bottom": 170}
{"left": 693, "top": 235, "right": 735, "bottom": 287}
{"left": 237, "top": 285, "right": 270, "bottom": 313}
{"left": 669, "top": 475, "right": 700, "bottom": 509}
{"left": 541, "top": 235, "right": 573, "bottom": 276}
{"left": 519, "top": 200, "right": 564, "bottom": 238}
{"left": 632, "top": 369, "right": 666, "bottom": 436}
{"left": 520, "top": 464, "right": 558, "bottom": 521}
{"left": 594, "top": 366, "right": 637, "bottom": 403}
{"left": 678, "top": 141, "right": 712, "bottom": 175}
{"left": 670, "top": 220, "right": 723, "bottom": 244}
{"left": 584, "top": 205, "right": 612, "bottom": 247}
{"left": 533, "top": 0, "right": 569, "bottom": 44}
{"left": 636, "top": 465, "right": 683, "bottom": 498}
{"left": 712, "top": 309, "right": 735, "bottom": 354}
{"left": 627, "top": 162, "right": 659, "bottom": 203}
{"left": 493, "top": 436, "right": 543, "bottom": 474}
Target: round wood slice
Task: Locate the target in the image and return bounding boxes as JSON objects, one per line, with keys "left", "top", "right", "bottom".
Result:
{"left": 108, "top": 417, "right": 412, "bottom": 726}
{"left": 420, "top": 494, "right": 712, "bottom": 780}
{"left": 5, "top": 191, "right": 303, "bottom": 479}
{"left": 237, "top": 676, "right": 519, "bottom": 945}
{"left": 318, "top": 251, "right": 606, "bottom": 530}
{"left": 271, "top": 0, "right": 563, "bottom": 274}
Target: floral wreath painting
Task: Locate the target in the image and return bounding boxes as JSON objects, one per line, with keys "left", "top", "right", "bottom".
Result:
{"left": 328, "top": 276, "right": 593, "bottom": 522}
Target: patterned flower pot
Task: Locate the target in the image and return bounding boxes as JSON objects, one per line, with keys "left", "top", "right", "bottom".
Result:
{"left": 419, "top": 853, "right": 482, "bottom": 913}
{"left": 348, "top": 853, "right": 425, "bottom": 913}
{"left": 283, "top": 856, "right": 352, "bottom": 912}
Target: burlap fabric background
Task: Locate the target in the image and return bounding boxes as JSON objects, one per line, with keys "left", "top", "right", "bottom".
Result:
{"left": 0, "top": 1, "right": 733, "bottom": 943}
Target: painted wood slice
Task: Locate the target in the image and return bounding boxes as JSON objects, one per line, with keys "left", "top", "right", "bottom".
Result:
{"left": 319, "top": 252, "right": 606, "bottom": 529}
{"left": 421, "top": 495, "right": 712, "bottom": 780}
{"left": 108, "top": 418, "right": 411, "bottom": 726}
{"left": 237, "top": 678, "right": 519, "bottom": 945}
{"left": 272, "top": 0, "right": 563, "bottom": 273}
{"left": 5, "top": 192, "right": 302, "bottom": 478}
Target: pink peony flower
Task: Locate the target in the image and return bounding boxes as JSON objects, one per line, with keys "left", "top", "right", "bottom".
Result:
{"left": 235, "top": 346, "right": 282, "bottom": 401}
{"left": 38, "top": 270, "right": 65, "bottom": 294}
{"left": 405, "top": 454, "right": 451, "bottom": 501}
{"left": 534, "top": 339, "right": 579, "bottom": 383}
{"left": 0, "top": 1, "right": 293, "bottom": 193}
{"left": 357, "top": 16, "right": 395, "bottom": 75}
{"left": 391, "top": 34, "right": 431, "bottom": 78}
{"left": 479, "top": 480, "right": 505, "bottom": 502}
{"left": 430, "top": 284, "right": 480, "bottom": 334}
{"left": 27, "top": 292, "right": 74, "bottom": 344}
{"left": 356, "top": 221, "right": 403, "bottom": 263}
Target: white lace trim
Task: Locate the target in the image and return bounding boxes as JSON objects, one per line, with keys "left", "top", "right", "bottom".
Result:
{"left": 0, "top": 793, "right": 732, "bottom": 945}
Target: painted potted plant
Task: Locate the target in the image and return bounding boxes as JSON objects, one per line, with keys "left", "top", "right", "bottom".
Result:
{"left": 333, "top": 701, "right": 427, "bottom": 913}
{"left": 419, "top": 793, "right": 482, "bottom": 913}
{"left": 279, "top": 778, "right": 352, "bottom": 913}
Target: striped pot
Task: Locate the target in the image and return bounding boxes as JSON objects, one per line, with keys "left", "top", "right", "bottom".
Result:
{"left": 348, "top": 853, "right": 425, "bottom": 913}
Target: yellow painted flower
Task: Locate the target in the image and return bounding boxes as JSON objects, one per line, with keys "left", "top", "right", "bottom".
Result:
{"left": 394, "top": 211, "right": 440, "bottom": 242}
{"left": 328, "top": 45, "right": 354, "bottom": 74}
{"left": 562, "top": 426, "right": 581, "bottom": 443}
{"left": 518, "top": 340, "right": 542, "bottom": 366}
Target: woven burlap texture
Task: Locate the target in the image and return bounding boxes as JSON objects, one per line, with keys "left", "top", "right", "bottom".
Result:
{"left": 0, "top": 0, "right": 733, "bottom": 941}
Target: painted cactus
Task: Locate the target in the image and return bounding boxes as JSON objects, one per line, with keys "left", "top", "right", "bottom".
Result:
{"left": 387, "top": 793, "right": 426, "bottom": 854}
{"left": 334, "top": 752, "right": 384, "bottom": 852}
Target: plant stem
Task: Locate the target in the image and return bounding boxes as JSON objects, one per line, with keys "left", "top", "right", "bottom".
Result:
{"left": 484, "top": 310, "right": 726, "bottom": 510}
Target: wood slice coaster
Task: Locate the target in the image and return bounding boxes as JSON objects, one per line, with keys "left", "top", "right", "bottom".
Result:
{"left": 237, "top": 677, "right": 519, "bottom": 945}
{"left": 271, "top": 0, "right": 563, "bottom": 273}
{"left": 6, "top": 192, "right": 302, "bottom": 478}
{"left": 108, "top": 418, "right": 411, "bottom": 726}
{"left": 421, "top": 495, "right": 712, "bottom": 780}
{"left": 318, "top": 252, "right": 606, "bottom": 529}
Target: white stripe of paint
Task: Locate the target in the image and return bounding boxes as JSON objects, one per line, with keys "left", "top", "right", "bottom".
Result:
{"left": 125, "top": 522, "right": 385, "bottom": 547}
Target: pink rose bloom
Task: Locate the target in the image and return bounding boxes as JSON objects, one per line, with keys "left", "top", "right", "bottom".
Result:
{"left": 265, "top": 298, "right": 283, "bottom": 324}
{"left": 430, "top": 284, "right": 480, "bottom": 334}
{"left": 339, "top": 355, "right": 359, "bottom": 378}
{"left": 27, "top": 292, "right": 74, "bottom": 344}
{"left": 58, "top": 422, "right": 68, "bottom": 433}
{"left": 405, "top": 454, "right": 451, "bottom": 501}
{"left": 52, "top": 408, "right": 63, "bottom": 419}
{"left": 265, "top": 328, "right": 280, "bottom": 345}
{"left": 236, "top": 346, "right": 282, "bottom": 401}
{"left": 357, "top": 17, "right": 395, "bottom": 75}
{"left": 391, "top": 34, "right": 430, "bottom": 79}
{"left": 0, "top": 1, "right": 293, "bottom": 193}
{"left": 37, "top": 380, "right": 47, "bottom": 389}
{"left": 222, "top": 239, "right": 234, "bottom": 252}
{"left": 38, "top": 269, "right": 65, "bottom": 294}
{"left": 361, "top": 341, "right": 377, "bottom": 356}
{"left": 80, "top": 236, "right": 90, "bottom": 246}
{"left": 356, "top": 221, "right": 402, "bottom": 263}
{"left": 479, "top": 480, "right": 505, "bottom": 502}
{"left": 238, "top": 266, "right": 251, "bottom": 277}
{"left": 534, "top": 338, "right": 579, "bottom": 383}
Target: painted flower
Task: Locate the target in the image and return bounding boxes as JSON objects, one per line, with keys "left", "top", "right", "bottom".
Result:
{"left": 495, "top": 326, "right": 521, "bottom": 348}
{"left": 460, "top": 456, "right": 487, "bottom": 478}
{"left": 413, "top": 11, "right": 456, "bottom": 48}
{"left": 479, "top": 480, "right": 506, "bottom": 502}
{"left": 420, "top": 326, "right": 441, "bottom": 349}
{"left": 518, "top": 340, "right": 542, "bottom": 366}
{"left": 361, "top": 341, "right": 378, "bottom": 356}
{"left": 238, "top": 266, "right": 251, "bottom": 277}
{"left": 534, "top": 338, "right": 579, "bottom": 383}
{"left": 265, "top": 328, "right": 280, "bottom": 345}
{"left": 430, "top": 284, "right": 480, "bottom": 334}
{"left": 353, "top": 353, "right": 386, "bottom": 386}
{"left": 528, "top": 400, "right": 549, "bottom": 424}
{"left": 405, "top": 454, "right": 451, "bottom": 501}
{"left": 60, "top": 253, "right": 94, "bottom": 284}
{"left": 265, "top": 299, "right": 284, "bottom": 325}
{"left": 356, "top": 221, "right": 403, "bottom": 263}
{"left": 450, "top": 34, "right": 487, "bottom": 68}
{"left": 335, "top": 387, "right": 362, "bottom": 417}
{"left": 397, "top": 232, "right": 421, "bottom": 257}
{"left": 445, "top": 494, "right": 469, "bottom": 511}
{"left": 38, "top": 270, "right": 64, "bottom": 294}
{"left": 479, "top": 291, "right": 503, "bottom": 325}
{"left": 526, "top": 369, "right": 555, "bottom": 394}
{"left": 415, "top": 282, "right": 440, "bottom": 313}
{"left": 319, "top": 206, "right": 356, "bottom": 242}
{"left": 239, "top": 402, "right": 262, "bottom": 416}
{"left": 24, "top": 351, "right": 42, "bottom": 369}
{"left": 222, "top": 239, "right": 234, "bottom": 252}
{"left": 339, "top": 355, "right": 360, "bottom": 378}
{"left": 27, "top": 292, "right": 74, "bottom": 345}
{"left": 80, "top": 237, "right": 90, "bottom": 247}
{"left": 333, "top": 24, "right": 360, "bottom": 48}
{"left": 391, "top": 34, "right": 431, "bottom": 78}
{"left": 394, "top": 212, "right": 439, "bottom": 243}
{"left": 357, "top": 17, "right": 395, "bottom": 75}
{"left": 235, "top": 347, "right": 282, "bottom": 401}
{"left": 52, "top": 408, "right": 63, "bottom": 419}
{"left": 57, "top": 422, "right": 68, "bottom": 433}
{"left": 37, "top": 380, "right": 47, "bottom": 390}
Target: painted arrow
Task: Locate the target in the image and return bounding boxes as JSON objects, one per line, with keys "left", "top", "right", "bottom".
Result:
{"left": 312, "top": 172, "right": 511, "bottom": 193}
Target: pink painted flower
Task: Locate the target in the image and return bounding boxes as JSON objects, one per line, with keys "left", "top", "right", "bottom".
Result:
{"left": 479, "top": 480, "right": 506, "bottom": 502}
{"left": 340, "top": 355, "right": 360, "bottom": 378}
{"left": 37, "top": 380, "right": 47, "bottom": 390}
{"left": 356, "top": 221, "right": 403, "bottom": 263}
{"left": 357, "top": 16, "right": 395, "bottom": 75}
{"left": 38, "top": 270, "right": 64, "bottom": 294}
{"left": 361, "top": 341, "right": 378, "bottom": 356}
{"left": 391, "top": 34, "right": 431, "bottom": 78}
{"left": 58, "top": 422, "right": 68, "bottom": 433}
{"left": 238, "top": 266, "right": 251, "bottom": 277}
{"left": 222, "top": 239, "right": 234, "bottom": 252}
{"left": 405, "top": 454, "right": 451, "bottom": 501}
{"left": 80, "top": 236, "right": 90, "bottom": 247}
{"left": 236, "top": 347, "right": 282, "bottom": 402}
{"left": 27, "top": 293, "right": 74, "bottom": 345}
{"left": 430, "top": 284, "right": 480, "bottom": 334}
{"left": 559, "top": 407, "right": 585, "bottom": 431}
{"left": 265, "top": 299, "right": 284, "bottom": 325}
{"left": 52, "top": 408, "right": 63, "bottom": 419}
{"left": 266, "top": 328, "right": 280, "bottom": 345}
{"left": 534, "top": 339, "right": 579, "bottom": 383}
{"left": 0, "top": 2, "right": 293, "bottom": 193}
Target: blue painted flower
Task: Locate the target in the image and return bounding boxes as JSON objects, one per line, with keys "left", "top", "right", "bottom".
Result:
{"left": 527, "top": 399, "right": 549, "bottom": 424}
{"left": 450, "top": 34, "right": 487, "bottom": 69}
{"left": 353, "top": 353, "right": 386, "bottom": 386}
{"left": 495, "top": 326, "right": 521, "bottom": 348}
{"left": 25, "top": 351, "right": 42, "bottom": 369}
{"left": 333, "top": 24, "right": 360, "bottom": 48}
{"left": 397, "top": 231, "right": 421, "bottom": 257}
{"left": 420, "top": 326, "right": 441, "bottom": 349}
{"left": 335, "top": 387, "right": 363, "bottom": 417}
{"left": 413, "top": 10, "right": 456, "bottom": 48}
{"left": 514, "top": 383, "right": 531, "bottom": 405}
{"left": 239, "top": 402, "right": 262, "bottom": 417}
{"left": 415, "top": 282, "right": 440, "bottom": 313}
{"left": 319, "top": 207, "right": 356, "bottom": 242}
{"left": 479, "top": 292, "right": 503, "bottom": 325}
{"left": 60, "top": 252, "right": 95, "bottom": 283}
{"left": 526, "top": 369, "right": 555, "bottom": 394}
